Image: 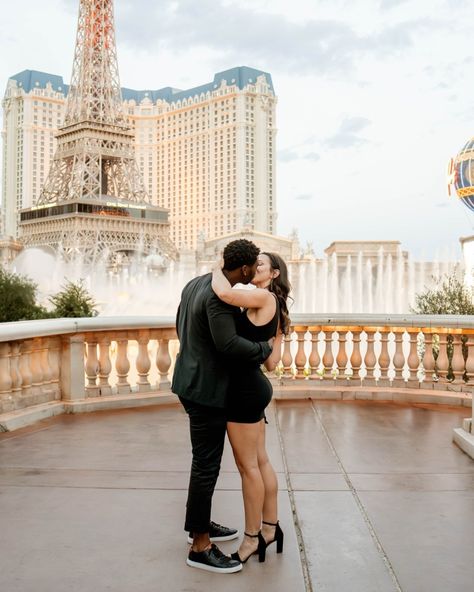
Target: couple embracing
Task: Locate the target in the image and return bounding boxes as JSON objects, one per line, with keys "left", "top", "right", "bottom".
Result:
{"left": 172, "top": 239, "right": 291, "bottom": 574}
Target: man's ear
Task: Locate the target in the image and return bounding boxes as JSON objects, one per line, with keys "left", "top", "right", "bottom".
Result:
{"left": 241, "top": 265, "right": 249, "bottom": 279}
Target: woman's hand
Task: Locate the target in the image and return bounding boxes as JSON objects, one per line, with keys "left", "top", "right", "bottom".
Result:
{"left": 264, "top": 332, "right": 283, "bottom": 371}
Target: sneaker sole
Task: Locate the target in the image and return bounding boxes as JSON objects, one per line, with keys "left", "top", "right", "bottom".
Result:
{"left": 186, "top": 558, "right": 242, "bottom": 574}
{"left": 187, "top": 532, "right": 239, "bottom": 544}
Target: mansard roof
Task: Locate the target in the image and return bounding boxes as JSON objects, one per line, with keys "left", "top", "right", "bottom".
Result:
{"left": 9, "top": 66, "right": 274, "bottom": 103}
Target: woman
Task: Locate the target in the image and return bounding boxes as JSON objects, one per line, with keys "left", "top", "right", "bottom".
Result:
{"left": 212, "top": 252, "right": 291, "bottom": 564}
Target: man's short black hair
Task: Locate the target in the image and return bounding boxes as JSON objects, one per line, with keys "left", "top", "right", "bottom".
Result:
{"left": 223, "top": 239, "right": 260, "bottom": 271}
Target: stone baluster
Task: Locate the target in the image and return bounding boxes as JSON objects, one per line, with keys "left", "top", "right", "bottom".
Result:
{"left": 29, "top": 338, "right": 44, "bottom": 397}
{"left": 294, "top": 327, "right": 307, "bottom": 378}
{"left": 451, "top": 334, "right": 465, "bottom": 386}
{"left": 48, "top": 337, "right": 61, "bottom": 399}
{"left": 322, "top": 329, "right": 334, "bottom": 380}
{"left": 115, "top": 333, "right": 131, "bottom": 394}
{"left": 0, "top": 343, "right": 13, "bottom": 414}
{"left": 308, "top": 328, "right": 321, "bottom": 378}
{"left": 464, "top": 334, "right": 474, "bottom": 386}
{"left": 282, "top": 333, "right": 293, "bottom": 379}
{"left": 336, "top": 330, "right": 348, "bottom": 381}
{"left": 157, "top": 338, "right": 172, "bottom": 390}
{"left": 436, "top": 333, "right": 450, "bottom": 386}
{"left": 407, "top": 331, "right": 421, "bottom": 387}
{"left": 421, "top": 332, "right": 436, "bottom": 387}
{"left": 363, "top": 330, "right": 377, "bottom": 385}
{"left": 19, "top": 340, "right": 33, "bottom": 400}
{"left": 392, "top": 330, "right": 405, "bottom": 384}
{"left": 85, "top": 339, "right": 99, "bottom": 397}
{"left": 350, "top": 331, "right": 362, "bottom": 384}
{"left": 0, "top": 343, "right": 12, "bottom": 395}
{"left": 378, "top": 330, "right": 390, "bottom": 386}
{"left": 137, "top": 331, "right": 151, "bottom": 392}
{"left": 98, "top": 335, "right": 113, "bottom": 396}
{"left": 10, "top": 342, "right": 22, "bottom": 395}
{"left": 40, "top": 338, "right": 53, "bottom": 398}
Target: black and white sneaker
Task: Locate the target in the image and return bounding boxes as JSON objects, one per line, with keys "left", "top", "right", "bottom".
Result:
{"left": 187, "top": 521, "right": 239, "bottom": 544}
{"left": 186, "top": 544, "right": 242, "bottom": 574}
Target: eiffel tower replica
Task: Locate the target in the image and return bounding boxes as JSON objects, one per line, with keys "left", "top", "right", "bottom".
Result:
{"left": 19, "top": 0, "right": 176, "bottom": 266}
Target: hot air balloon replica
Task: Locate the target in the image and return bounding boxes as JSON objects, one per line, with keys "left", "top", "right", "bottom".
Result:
{"left": 448, "top": 139, "right": 474, "bottom": 285}
{"left": 447, "top": 139, "right": 474, "bottom": 208}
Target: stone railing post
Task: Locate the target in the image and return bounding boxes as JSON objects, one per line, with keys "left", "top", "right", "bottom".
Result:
{"left": 308, "top": 328, "right": 321, "bottom": 378}
{"left": 61, "top": 334, "right": 86, "bottom": 401}
{"left": 0, "top": 343, "right": 13, "bottom": 414}
{"left": 156, "top": 337, "right": 172, "bottom": 390}
{"left": 0, "top": 343, "right": 12, "bottom": 395}
{"left": 10, "top": 342, "right": 22, "bottom": 396}
{"left": 407, "top": 330, "right": 421, "bottom": 387}
{"left": 282, "top": 333, "right": 293, "bottom": 379}
{"left": 436, "top": 333, "right": 450, "bottom": 386}
{"left": 137, "top": 330, "right": 151, "bottom": 392}
{"left": 350, "top": 330, "right": 362, "bottom": 384}
{"left": 98, "top": 335, "right": 113, "bottom": 396}
{"left": 336, "top": 330, "right": 348, "bottom": 381}
{"left": 115, "top": 333, "right": 131, "bottom": 395}
{"left": 85, "top": 338, "right": 100, "bottom": 397}
{"left": 422, "top": 332, "right": 436, "bottom": 387}
{"left": 378, "top": 330, "right": 390, "bottom": 386}
{"left": 451, "top": 333, "right": 465, "bottom": 387}
{"left": 464, "top": 334, "right": 474, "bottom": 388}
{"left": 29, "top": 338, "right": 44, "bottom": 397}
{"left": 363, "top": 330, "right": 377, "bottom": 385}
{"left": 294, "top": 327, "right": 307, "bottom": 378}
{"left": 322, "top": 329, "right": 334, "bottom": 380}
{"left": 392, "top": 330, "right": 405, "bottom": 385}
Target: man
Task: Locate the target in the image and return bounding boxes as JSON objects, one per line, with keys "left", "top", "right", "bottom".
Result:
{"left": 172, "top": 239, "right": 273, "bottom": 574}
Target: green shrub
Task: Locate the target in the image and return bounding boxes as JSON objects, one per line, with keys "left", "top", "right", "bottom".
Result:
{"left": 411, "top": 271, "right": 474, "bottom": 315}
{"left": 0, "top": 267, "right": 50, "bottom": 322}
{"left": 49, "top": 280, "right": 97, "bottom": 318}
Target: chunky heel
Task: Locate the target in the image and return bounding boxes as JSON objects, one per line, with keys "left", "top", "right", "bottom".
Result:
{"left": 263, "top": 520, "right": 284, "bottom": 554}
{"left": 257, "top": 532, "right": 266, "bottom": 563}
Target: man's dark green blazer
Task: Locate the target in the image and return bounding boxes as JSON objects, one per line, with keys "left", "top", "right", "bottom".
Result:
{"left": 171, "top": 273, "right": 272, "bottom": 409}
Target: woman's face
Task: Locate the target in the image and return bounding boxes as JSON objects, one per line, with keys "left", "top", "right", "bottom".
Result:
{"left": 252, "top": 254, "right": 273, "bottom": 286}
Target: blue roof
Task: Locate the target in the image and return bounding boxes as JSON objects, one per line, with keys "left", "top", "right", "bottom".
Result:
{"left": 10, "top": 66, "right": 274, "bottom": 104}
{"left": 10, "top": 70, "right": 69, "bottom": 94}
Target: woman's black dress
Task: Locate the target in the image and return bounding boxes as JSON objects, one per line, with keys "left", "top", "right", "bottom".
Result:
{"left": 226, "top": 302, "right": 279, "bottom": 423}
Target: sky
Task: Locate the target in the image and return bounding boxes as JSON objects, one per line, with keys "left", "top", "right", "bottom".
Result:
{"left": 1, "top": 0, "right": 474, "bottom": 260}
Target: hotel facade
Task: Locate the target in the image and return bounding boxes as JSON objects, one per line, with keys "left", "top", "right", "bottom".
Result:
{"left": 1, "top": 66, "right": 277, "bottom": 250}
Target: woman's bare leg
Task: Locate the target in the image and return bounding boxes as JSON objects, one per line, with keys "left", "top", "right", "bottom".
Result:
{"left": 257, "top": 420, "right": 279, "bottom": 544}
{"left": 227, "top": 420, "right": 264, "bottom": 559}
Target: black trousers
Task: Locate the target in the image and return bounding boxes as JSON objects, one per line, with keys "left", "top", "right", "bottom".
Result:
{"left": 179, "top": 397, "right": 227, "bottom": 533}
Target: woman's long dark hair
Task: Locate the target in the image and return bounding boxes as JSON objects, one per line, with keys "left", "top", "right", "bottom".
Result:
{"left": 261, "top": 252, "right": 292, "bottom": 335}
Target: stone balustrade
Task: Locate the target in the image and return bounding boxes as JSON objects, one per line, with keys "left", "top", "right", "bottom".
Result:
{"left": 0, "top": 314, "right": 473, "bottom": 458}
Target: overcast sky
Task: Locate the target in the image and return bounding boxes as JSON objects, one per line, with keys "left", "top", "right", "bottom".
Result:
{"left": 2, "top": 0, "right": 474, "bottom": 260}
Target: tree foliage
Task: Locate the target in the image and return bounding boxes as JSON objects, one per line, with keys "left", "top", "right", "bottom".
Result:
{"left": 49, "top": 280, "right": 97, "bottom": 318}
{"left": 0, "top": 267, "right": 49, "bottom": 322}
{"left": 411, "top": 272, "right": 474, "bottom": 315}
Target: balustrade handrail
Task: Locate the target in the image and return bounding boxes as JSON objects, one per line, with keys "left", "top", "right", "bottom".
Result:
{"left": 290, "top": 313, "right": 474, "bottom": 330}
{"left": 0, "top": 316, "right": 177, "bottom": 342}
{"left": 3, "top": 313, "right": 474, "bottom": 344}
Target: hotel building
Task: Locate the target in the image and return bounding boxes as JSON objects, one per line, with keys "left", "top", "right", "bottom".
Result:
{"left": 1, "top": 67, "right": 277, "bottom": 250}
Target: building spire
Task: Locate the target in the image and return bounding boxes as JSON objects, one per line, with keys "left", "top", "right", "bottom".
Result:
{"left": 65, "top": 0, "right": 124, "bottom": 126}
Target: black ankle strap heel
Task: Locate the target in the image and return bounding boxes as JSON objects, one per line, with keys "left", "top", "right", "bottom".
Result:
{"left": 262, "top": 520, "right": 284, "bottom": 554}
{"left": 231, "top": 531, "right": 267, "bottom": 564}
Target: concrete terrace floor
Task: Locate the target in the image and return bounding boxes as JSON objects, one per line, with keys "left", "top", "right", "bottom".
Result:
{"left": 0, "top": 399, "right": 473, "bottom": 592}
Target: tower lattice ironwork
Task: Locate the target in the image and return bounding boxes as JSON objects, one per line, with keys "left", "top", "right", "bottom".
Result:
{"left": 19, "top": 0, "right": 176, "bottom": 264}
